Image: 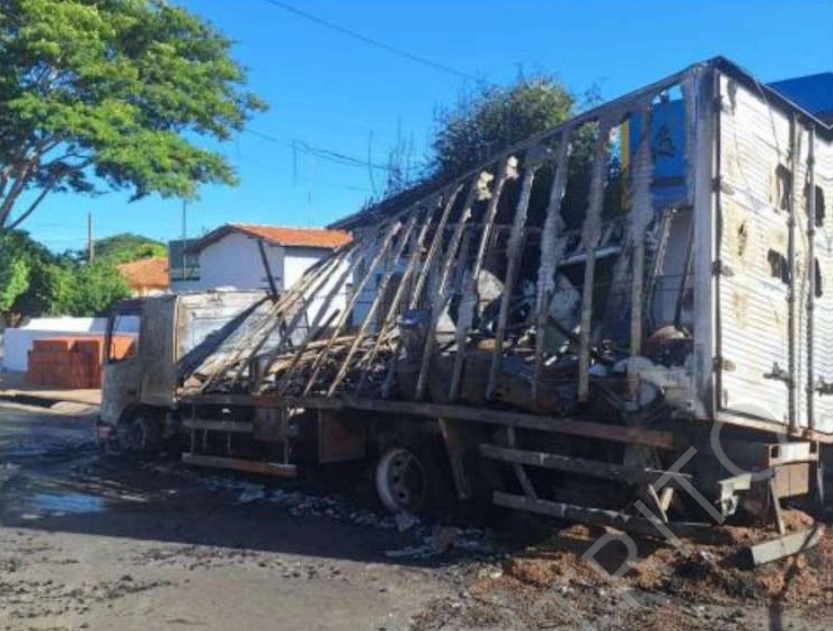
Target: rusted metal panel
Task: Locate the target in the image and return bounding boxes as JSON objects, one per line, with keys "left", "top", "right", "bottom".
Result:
{"left": 318, "top": 410, "right": 366, "bottom": 463}
{"left": 182, "top": 452, "right": 297, "bottom": 477}
{"left": 773, "top": 462, "right": 811, "bottom": 498}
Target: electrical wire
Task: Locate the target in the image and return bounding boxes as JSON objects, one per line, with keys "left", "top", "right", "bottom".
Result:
{"left": 261, "top": 0, "right": 483, "bottom": 84}
{"left": 244, "top": 127, "right": 423, "bottom": 174}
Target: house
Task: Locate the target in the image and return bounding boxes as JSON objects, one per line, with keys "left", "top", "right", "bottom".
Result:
{"left": 170, "top": 223, "right": 351, "bottom": 293}
{"left": 167, "top": 238, "right": 201, "bottom": 287}
{"left": 117, "top": 256, "right": 169, "bottom": 297}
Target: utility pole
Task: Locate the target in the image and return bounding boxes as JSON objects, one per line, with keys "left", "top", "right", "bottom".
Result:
{"left": 181, "top": 199, "right": 187, "bottom": 281}
{"left": 87, "top": 212, "right": 94, "bottom": 263}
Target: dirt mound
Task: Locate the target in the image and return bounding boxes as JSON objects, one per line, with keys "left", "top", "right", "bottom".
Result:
{"left": 500, "top": 511, "right": 831, "bottom": 609}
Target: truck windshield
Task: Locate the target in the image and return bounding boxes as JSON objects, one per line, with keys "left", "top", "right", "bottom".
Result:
{"left": 106, "top": 313, "right": 139, "bottom": 363}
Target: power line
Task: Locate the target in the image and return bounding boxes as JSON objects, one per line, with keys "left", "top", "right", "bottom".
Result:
{"left": 244, "top": 127, "right": 422, "bottom": 173}
{"left": 261, "top": 0, "right": 482, "bottom": 84}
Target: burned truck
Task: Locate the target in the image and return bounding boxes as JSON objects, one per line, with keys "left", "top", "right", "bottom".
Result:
{"left": 101, "top": 57, "right": 831, "bottom": 539}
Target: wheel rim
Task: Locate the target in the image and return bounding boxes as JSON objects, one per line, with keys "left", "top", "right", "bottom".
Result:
{"left": 377, "top": 447, "right": 428, "bottom": 512}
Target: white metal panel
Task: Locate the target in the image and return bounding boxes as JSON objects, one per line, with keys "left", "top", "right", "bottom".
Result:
{"left": 716, "top": 73, "right": 833, "bottom": 435}
{"left": 717, "top": 74, "right": 795, "bottom": 428}
{"left": 811, "top": 134, "right": 833, "bottom": 433}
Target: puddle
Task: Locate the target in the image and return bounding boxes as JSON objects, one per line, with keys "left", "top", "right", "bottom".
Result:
{"left": 27, "top": 492, "right": 106, "bottom": 515}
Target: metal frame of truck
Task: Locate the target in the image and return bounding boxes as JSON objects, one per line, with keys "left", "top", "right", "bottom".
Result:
{"left": 102, "top": 57, "right": 831, "bottom": 535}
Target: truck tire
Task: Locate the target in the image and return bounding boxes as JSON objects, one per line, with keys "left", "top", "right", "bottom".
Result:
{"left": 118, "top": 408, "right": 164, "bottom": 455}
{"left": 375, "top": 446, "right": 430, "bottom": 514}
{"left": 375, "top": 440, "right": 456, "bottom": 515}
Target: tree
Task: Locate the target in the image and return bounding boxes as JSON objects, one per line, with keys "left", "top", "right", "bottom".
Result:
{"left": 429, "top": 74, "right": 574, "bottom": 181}
{"left": 427, "top": 76, "right": 619, "bottom": 229}
{"left": 0, "top": 0, "right": 266, "bottom": 234}
{"left": 0, "top": 229, "right": 49, "bottom": 312}
{"left": 0, "top": 230, "right": 130, "bottom": 321}
{"left": 65, "top": 259, "right": 129, "bottom": 316}
{"left": 85, "top": 232, "right": 166, "bottom": 264}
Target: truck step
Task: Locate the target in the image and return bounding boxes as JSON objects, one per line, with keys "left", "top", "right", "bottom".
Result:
{"left": 479, "top": 443, "right": 690, "bottom": 485}
{"left": 183, "top": 419, "right": 254, "bottom": 434}
{"left": 182, "top": 452, "right": 297, "bottom": 477}
{"left": 492, "top": 491, "right": 717, "bottom": 540}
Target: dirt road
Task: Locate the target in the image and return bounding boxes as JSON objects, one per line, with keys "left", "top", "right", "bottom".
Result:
{"left": 1, "top": 401, "right": 830, "bottom": 631}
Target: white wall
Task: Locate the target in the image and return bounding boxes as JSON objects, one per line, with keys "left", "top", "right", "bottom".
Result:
{"left": 283, "top": 246, "right": 330, "bottom": 288}
{"left": 2, "top": 316, "right": 139, "bottom": 372}
{"left": 195, "top": 232, "right": 285, "bottom": 292}
{"left": 171, "top": 234, "right": 348, "bottom": 332}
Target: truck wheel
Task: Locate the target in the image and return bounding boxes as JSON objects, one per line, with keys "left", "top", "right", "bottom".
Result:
{"left": 122, "top": 411, "right": 163, "bottom": 455}
{"left": 375, "top": 446, "right": 429, "bottom": 514}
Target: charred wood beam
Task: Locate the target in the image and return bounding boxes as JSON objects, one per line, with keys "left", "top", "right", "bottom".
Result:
{"left": 273, "top": 247, "right": 370, "bottom": 396}
{"left": 188, "top": 392, "right": 676, "bottom": 450}
{"left": 415, "top": 211, "right": 474, "bottom": 399}
{"left": 745, "top": 525, "right": 823, "bottom": 567}
{"left": 487, "top": 149, "right": 544, "bottom": 400}
{"left": 601, "top": 99, "right": 654, "bottom": 342}
{"left": 643, "top": 208, "right": 676, "bottom": 333}
{"left": 257, "top": 238, "right": 280, "bottom": 302}
{"left": 230, "top": 247, "right": 350, "bottom": 389}
{"left": 492, "top": 491, "right": 728, "bottom": 542}
{"left": 327, "top": 209, "right": 422, "bottom": 395}
{"left": 199, "top": 247, "right": 348, "bottom": 392}
{"left": 355, "top": 198, "right": 443, "bottom": 393}
{"left": 251, "top": 245, "right": 354, "bottom": 391}
{"left": 449, "top": 156, "right": 519, "bottom": 402}
{"left": 627, "top": 102, "right": 656, "bottom": 396}
{"left": 478, "top": 444, "right": 691, "bottom": 486}
{"left": 681, "top": 74, "right": 698, "bottom": 207}
{"left": 533, "top": 131, "right": 572, "bottom": 401}
{"left": 302, "top": 215, "right": 406, "bottom": 396}
{"left": 409, "top": 184, "right": 464, "bottom": 309}
{"left": 505, "top": 427, "right": 538, "bottom": 500}
{"left": 578, "top": 122, "right": 613, "bottom": 402}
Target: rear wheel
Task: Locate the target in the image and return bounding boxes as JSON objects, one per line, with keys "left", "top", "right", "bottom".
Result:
{"left": 375, "top": 446, "right": 429, "bottom": 513}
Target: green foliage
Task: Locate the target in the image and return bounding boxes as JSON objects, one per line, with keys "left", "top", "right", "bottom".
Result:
{"left": 0, "top": 229, "right": 49, "bottom": 310}
{"left": 65, "top": 259, "right": 130, "bottom": 316}
{"left": 0, "top": 230, "right": 129, "bottom": 319}
{"left": 88, "top": 232, "right": 166, "bottom": 264}
{"left": 0, "top": 253, "right": 30, "bottom": 311}
{"left": 429, "top": 75, "right": 574, "bottom": 181}
{"left": 0, "top": 0, "right": 267, "bottom": 232}
{"left": 13, "top": 257, "right": 75, "bottom": 316}
{"left": 426, "top": 77, "right": 621, "bottom": 229}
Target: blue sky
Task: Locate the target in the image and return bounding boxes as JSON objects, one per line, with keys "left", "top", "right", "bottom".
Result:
{"left": 22, "top": 0, "right": 832, "bottom": 251}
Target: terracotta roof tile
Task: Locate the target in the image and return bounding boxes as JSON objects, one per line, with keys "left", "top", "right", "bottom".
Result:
{"left": 117, "top": 256, "right": 169, "bottom": 291}
{"left": 188, "top": 223, "right": 352, "bottom": 253}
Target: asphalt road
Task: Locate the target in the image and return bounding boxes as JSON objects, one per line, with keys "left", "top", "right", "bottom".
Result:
{"left": 0, "top": 401, "right": 489, "bottom": 631}
{"left": 4, "top": 401, "right": 829, "bottom": 631}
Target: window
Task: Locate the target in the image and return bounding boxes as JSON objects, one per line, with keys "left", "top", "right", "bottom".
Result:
{"left": 106, "top": 314, "right": 139, "bottom": 363}
{"left": 805, "top": 184, "right": 826, "bottom": 228}
{"left": 775, "top": 165, "right": 792, "bottom": 212}
{"left": 767, "top": 249, "right": 790, "bottom": 285}
{"left": 815, "top": 258, "right": 823, "bottom": 298}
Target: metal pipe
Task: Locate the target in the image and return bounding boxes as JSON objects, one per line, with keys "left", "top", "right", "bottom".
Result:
{"left": 807, "top": 125, "right": 817, "bottom": 432}
{"left": 787, "top": 115, "right": 798, "bottom": 433}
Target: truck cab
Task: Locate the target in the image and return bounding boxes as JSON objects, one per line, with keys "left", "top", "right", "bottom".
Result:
{"left": 99, "top": 290, "right": 271, "bottom": 449}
